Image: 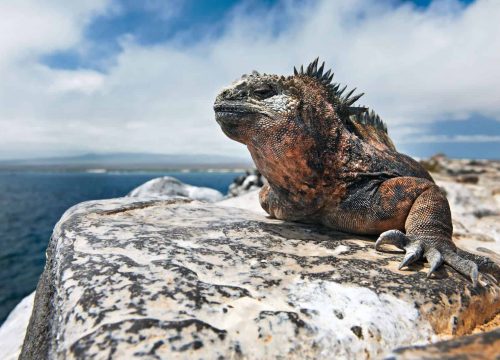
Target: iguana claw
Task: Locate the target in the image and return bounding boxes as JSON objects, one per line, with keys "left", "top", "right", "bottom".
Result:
{"left": 375, "top": 229, "right": 498, "bottom": 287}
{"left": 425, "top": 248, "right": 443, "bottom": 278}
{"left": 398, "top": 243, "right": 423, "bottom": 270}
{"left": 375, "top": 229, "right": 407, "bottom": 251}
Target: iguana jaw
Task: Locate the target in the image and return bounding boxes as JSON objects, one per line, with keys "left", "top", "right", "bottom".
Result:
{"left": 214, "top": 102, "right": 258, "bottom": 117}
{"left": 214, "top": 101, "right": 273, "bottom": 144}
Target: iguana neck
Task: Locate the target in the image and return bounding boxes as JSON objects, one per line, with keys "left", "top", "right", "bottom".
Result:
{"left": 247, "top": 119, "right": 348, "bottom": 209}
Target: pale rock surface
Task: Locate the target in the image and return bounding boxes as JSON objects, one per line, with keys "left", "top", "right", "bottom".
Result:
{"left": 20, "top": 198, "right": 500, "bottom": 360}
{"left": 217, "top": 189, "right": 267, "bottom": 216}
{"left": 127, "top": 176, "right": 223, "bottom": 202}
{"left": 434, "top": 174, "right": 500, "bottom": 257}
{"left": 0, "top": 292, "right": 35, "bottom": 360}
{"left": 418, "top": 156, "right": 500, "bottom": 257}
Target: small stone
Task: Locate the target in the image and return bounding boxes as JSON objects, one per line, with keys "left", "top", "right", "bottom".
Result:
{"left": 455, "top": 175, "right": 479, "bottom": 184}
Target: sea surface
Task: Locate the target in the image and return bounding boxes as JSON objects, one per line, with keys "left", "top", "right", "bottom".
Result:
{"left": 0, "top": 170, "right": 243, "bottom": 323}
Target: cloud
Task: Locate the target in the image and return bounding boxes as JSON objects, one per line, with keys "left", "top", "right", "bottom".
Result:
{"left": 0, "top": 0, "right": 499, "bottom": 159}
{"left": 47, "top": 69, "right": 105, "bottom": 94}
{"left": 0, "top": 1, "right": 109, "bottom": 64}
{"left": 400, "top": 134, "right": 500, "bottom": 143}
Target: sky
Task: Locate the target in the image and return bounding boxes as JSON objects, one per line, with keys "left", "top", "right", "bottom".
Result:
{"left": 0, "top": 0, "right": 499, "bottom": 160}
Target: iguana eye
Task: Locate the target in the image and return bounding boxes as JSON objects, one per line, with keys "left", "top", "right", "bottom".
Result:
{"left": 254, "top": 86, "right": 275, "bottom": 99}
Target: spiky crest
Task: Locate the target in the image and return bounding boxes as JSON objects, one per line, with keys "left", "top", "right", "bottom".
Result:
{"left": 294, "top": 58, "right": 388, "bottom": 135}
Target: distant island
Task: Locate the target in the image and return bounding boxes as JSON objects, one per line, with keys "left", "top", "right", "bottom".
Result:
{"left": 0, "top": 152, "right": 254, "bottom": 172}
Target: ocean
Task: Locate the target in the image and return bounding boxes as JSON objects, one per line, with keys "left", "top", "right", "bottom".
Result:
{"left": 0, "top": 170, "right": 243, "bottom": 323}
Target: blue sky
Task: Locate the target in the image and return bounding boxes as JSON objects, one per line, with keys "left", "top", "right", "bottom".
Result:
{"left": 0, "top": 0, "right": 498, "bottom": 160}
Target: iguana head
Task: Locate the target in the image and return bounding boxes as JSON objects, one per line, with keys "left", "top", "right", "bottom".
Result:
{"left": 214, "top": 58, "right": 368, "bottom": 145}
{"left": 214, "top": 59, "right": 389, "bottom": 197}
{"left": 214, "top": 71, "right": 297, "bottom": 144}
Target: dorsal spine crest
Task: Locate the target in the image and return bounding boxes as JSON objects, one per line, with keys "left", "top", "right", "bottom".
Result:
{"left": 295, "top": 58, "right": 388, "bottom": 134}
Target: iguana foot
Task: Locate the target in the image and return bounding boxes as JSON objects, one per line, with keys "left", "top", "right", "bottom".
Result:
{"left": 375, "top": 229, "right": 500, "bottom": 287}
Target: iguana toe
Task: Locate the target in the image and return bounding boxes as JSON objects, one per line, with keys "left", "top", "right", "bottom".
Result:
{"left": 375, "top": 230, "right": 408, "bottom": 251}
{"left": 424, "top": 248, "right": 443, "bottom": 278}
{"left": 456, "top": 249, "right": 500, "bottom": 284}
{"left": 398, "top": 242, "right": 424, "bottom": 270}
{"left": 375, "top": 230, "right": 495, "bottom": 287}
{"left": 442, "top": 250, "right": 479, "bottom": 287}
{"left": 376, "top": 230, "right": 427, "bottom": 270}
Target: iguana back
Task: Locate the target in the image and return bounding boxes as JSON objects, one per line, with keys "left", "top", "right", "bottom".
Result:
{"left": 294, "top": 58, "right": 395, "bottom": 151}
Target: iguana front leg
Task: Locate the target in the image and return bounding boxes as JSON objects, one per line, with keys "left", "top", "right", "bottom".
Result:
{"left": 259, "top": 183, "right": 323, "bottom": 221}
{"left": 372, "top": 177, "right": 500, "bottom": 286}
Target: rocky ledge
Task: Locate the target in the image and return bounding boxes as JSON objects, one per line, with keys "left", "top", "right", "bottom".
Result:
{"left": 20, "top": 198, "right": 500, "bottom": 359}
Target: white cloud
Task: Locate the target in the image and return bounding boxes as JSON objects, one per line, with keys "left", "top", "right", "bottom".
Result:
{"left": 0, "top": 1, "right": 109, "bottom": 64}
{"left": 47, "top": 70, "right": 105, "bottom": 94}
{"left": 400, "top": 134, "right": 500, "bottom": 143}
{"left": 0, "top": 0, "right": 499, "bottom": 159}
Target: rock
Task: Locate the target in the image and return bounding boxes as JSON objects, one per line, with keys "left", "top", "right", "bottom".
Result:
{"left": 419, "top": 155, "right": 500, "bottom": 257}
{"left": 388, "top": 328, "right": 500, "bottom": 359}
{"left": 0, "top": 292, "right": 35, "bottom": 360}
{"left": 217, "top": 189, "right": 267, "bottom": 216}
{"left": 420, "top": 154, "right": 500, "bottom": 177}
{"left": 420, "top": 153, "right": 447, "bottom": 173}
{"left": 127, "top": 176, "right": 223, "bottom": 202}
{"left": 455, "top": 174, "right": 479, "bottom": 184}
{"left": 435, "top": 176, "right": 500, "bottom": 255}
{"left": 227, "top": 169, "right": 264, "bottom": 197}
{"left": 21, "top": 198, "right": 500, "bottom": 359}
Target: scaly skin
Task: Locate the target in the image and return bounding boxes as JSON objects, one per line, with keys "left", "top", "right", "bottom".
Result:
{"left": 214, "top": 59, "right": 500, "bottom": 285}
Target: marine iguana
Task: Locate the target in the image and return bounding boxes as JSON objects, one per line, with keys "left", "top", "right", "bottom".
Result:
{"left": 214, "top": 58, "right": 500, "bottom": 286}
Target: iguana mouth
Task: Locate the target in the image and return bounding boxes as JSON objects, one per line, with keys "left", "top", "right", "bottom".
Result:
{"left": 214, "top": 103, "right": 261, "bottom": 127}
{"left": 213, "top": 103, "right": 257, "bottom": 115}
